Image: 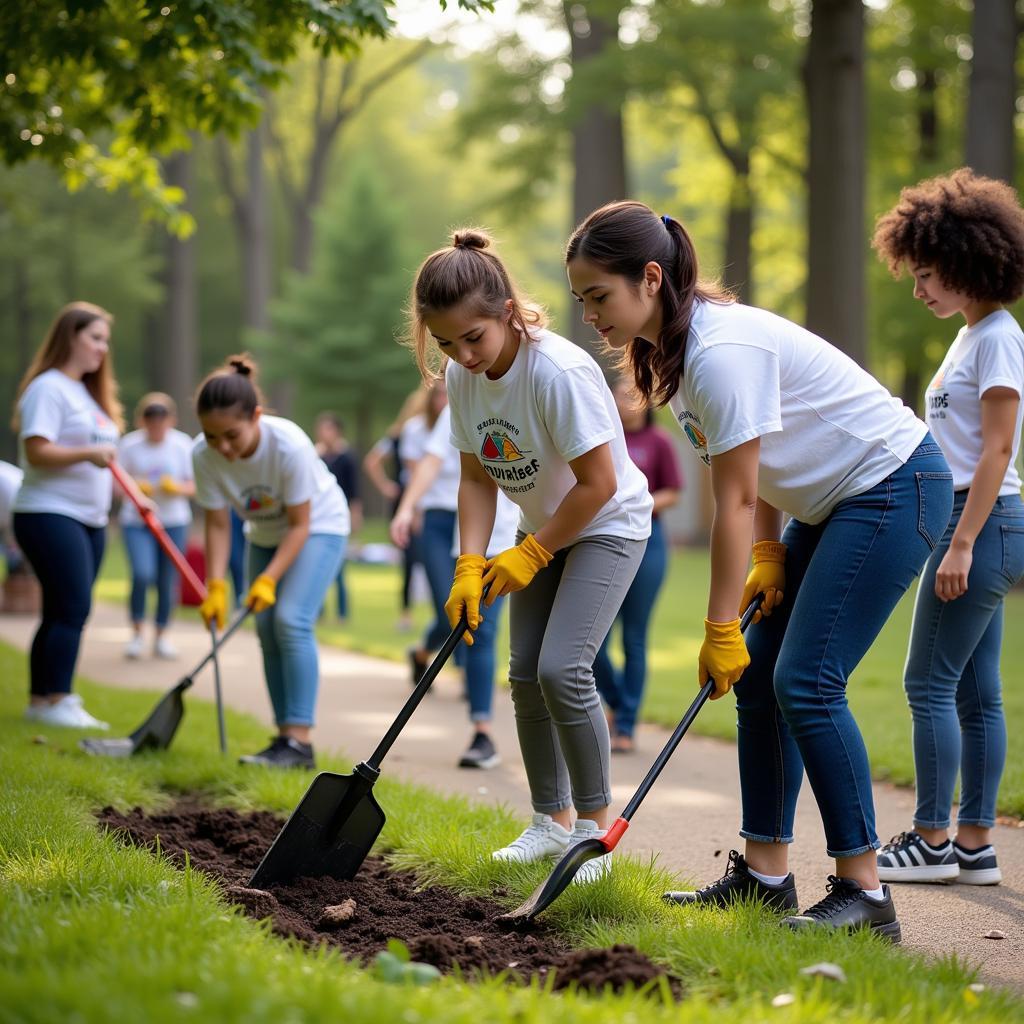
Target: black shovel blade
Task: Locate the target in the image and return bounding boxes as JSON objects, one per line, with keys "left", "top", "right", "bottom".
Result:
{"left": 79, "top": 678, "right": 191, "bottom": 758}
{"left": 498, "top": 838, "right": 609, "bottom": 923}
{"left": 248, "top": 768, "right": 386, "bottom": 889}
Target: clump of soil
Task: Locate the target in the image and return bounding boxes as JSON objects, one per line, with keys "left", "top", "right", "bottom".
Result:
{"left": 98, "top": 801, "right": 679, "bottom": 997}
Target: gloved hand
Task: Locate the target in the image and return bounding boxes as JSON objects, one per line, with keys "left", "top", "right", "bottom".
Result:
{"left": 699, "top": 618, "right": 751, "bottom": 699}
{"left": 444, "top": 554, "right": 487, "bottom": 645}
{"left": 741, "top": 541, "right": 786, "bottom": 624}
{"left": 159, "top": 474, "right": 185, "bottom": 496}
{"left": 136, "top": 477, "right": 155, "bottom": 497}
{"left": 482, "top": 534, "right": 553, "bottom": 602}
{"left": 246, "top": 574, "right": 277, "bottom": 613}
{"left": 199, "top": 578, "right": 228, "bottom": 630}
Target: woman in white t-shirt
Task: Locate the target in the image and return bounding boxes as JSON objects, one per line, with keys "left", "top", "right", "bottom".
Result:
{"left": 12, "top": 301, "right": 123, "bottom": 730}
{"left": 872, "top": 169, "right": 1024, "bottom": 887}
{"left": 409, "top": 230, "right": 653, "bottom": 883}
{"left": 567, "top": 201, "right": 954, "bottom": 942}
{"left": 118, "top": 392, "right": 195, "bottom": 661}
{"left": 193, "top": 355, "right": 349, "bottom": 769}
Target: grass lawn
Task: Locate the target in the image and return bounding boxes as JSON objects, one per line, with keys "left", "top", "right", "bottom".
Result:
{"left": 95, "top": 526, "right": 1024, "bottom": 816}
{"left": 2, "top": 643, "right": 1019, "bottom": 1023}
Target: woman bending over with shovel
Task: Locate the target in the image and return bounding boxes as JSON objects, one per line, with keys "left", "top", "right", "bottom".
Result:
{"left": 409, "top": 230, "right": 653, "bottom": 883}
{"left": 193, "top": 355, "right": 350, "bottom": 769}
{"left": 566, "top": 201, "right": 952, "bottom": 941}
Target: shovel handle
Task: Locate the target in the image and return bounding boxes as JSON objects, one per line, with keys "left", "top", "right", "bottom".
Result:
{"left": 110, "top": 462, "right": 206, "bottom": 601}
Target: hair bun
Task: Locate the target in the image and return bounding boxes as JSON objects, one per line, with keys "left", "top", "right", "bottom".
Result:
{"left": 228, "top": 355, "right": 254, "bottom": 377}
{"left": 452, "top": 229, "right": 491, "bottom": 251}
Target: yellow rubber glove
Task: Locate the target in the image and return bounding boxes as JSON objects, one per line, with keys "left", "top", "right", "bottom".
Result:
{"left": 444, "top": 554, "right": 487, "bottom": 645}
{"left": 159, "top": 474, "right": 184, "bottom": 496}
{"left": 482, "top": 534, "right": 553, "bottom": 602}
{"left": 741, "top": 541, "right": 786, "bottom": 624}
{"left": 136, "top": 477, "right": 155, "bottom": 497}
{"left": 199, "top": 578, "right": 228, "bottom": 630}
{"left": 699, "top": 618, "right": 751, "bottom": 699}
{"left": 246, "top": 574, "right": 277, "bottom": 613}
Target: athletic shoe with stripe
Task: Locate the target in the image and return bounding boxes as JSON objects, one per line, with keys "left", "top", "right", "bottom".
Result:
{"left": 491, "top": 813, "right": 571, "bottom": 863}
{"left": 876, "top": 831, "right": 958, "bottom": 882}
{"left": 953, "top": 841, "right": 1002, "bottom": 885}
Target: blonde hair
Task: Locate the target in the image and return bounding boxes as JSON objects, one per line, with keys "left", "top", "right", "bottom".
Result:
{"left": 134, "top": 391, "right": 177, "bottom": 425}
{"left": 407, "top": 228, "right": 546, "bottom": 381}
{"left": 12, "top": 301, "right": 124, "bottom": 431}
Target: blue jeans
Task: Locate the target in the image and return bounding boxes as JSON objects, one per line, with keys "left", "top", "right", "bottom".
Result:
{"left": 419, "top": 508, "right": 457, "bottom": 652}
{"left": 734, "top": 439, "right": 953, "bottom": 858}
{"left": 334, "top": 557, "right": 349, "bottom": 618}
{"left": 594, "top": 516, "right": 669, "bottom": 737}
{"left": 249, "top": 534, "right": 345, "bottom": 728}
{"left": 13, "top": 512, "right": 105, "bottom": 698}
{"left": 464, "top": 593, "right": 507, "bottom": 722}
{"left": 904, "top": 491, "right": 1024, "bottom": 829}
{"left": 228, "top": 510, "right": 247, "bottom": 608}
{"left": 123, "top": 524, "right": 188, "bottom": 628}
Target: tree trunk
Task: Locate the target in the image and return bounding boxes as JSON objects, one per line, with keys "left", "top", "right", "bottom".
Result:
{"left": 565, "top": 2, "right": 628, "bottom": 365}
{"left": 157, "top": 150, "right": 199, "bottom": 433}
{"left": 723, "top": 168, "right": 753, "bottom": 304}
{"left": 804, "top": 0, "right": 866, "bottom": 365}
{"left": 965, "top": 0, "right": 1017, "bottom": 182}
{"left": 243, "top": 118, "right": 272, "bottom": 333}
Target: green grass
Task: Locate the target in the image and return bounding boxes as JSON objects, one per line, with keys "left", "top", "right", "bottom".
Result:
{"left": 97, "top": 524, "right": 1024, "bottom": 816}
{"left": 1, "top": 643, "right": 1020, "bottom": 1022}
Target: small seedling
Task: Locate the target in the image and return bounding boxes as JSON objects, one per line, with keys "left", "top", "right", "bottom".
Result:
{"left": 372, "top": 939, "right": 441, "bottom": 986}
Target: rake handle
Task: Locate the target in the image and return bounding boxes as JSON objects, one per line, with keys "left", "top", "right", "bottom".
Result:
{"left": 110, "top": 461, "right": 206, "bottom": 601}
{"left": 209, "top": 623, "right": 228, "bottom": 754}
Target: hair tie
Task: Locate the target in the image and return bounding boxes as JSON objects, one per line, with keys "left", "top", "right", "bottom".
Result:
{"left": 661, "top": 215, "right": 672, "bottom": 227}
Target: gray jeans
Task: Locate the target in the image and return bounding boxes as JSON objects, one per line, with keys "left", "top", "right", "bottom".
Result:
{"left": 509, "top": 533, "right": 647, "bottom": 814}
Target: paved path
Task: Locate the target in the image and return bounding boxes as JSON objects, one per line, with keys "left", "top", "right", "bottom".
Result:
{"left": 2, "top": 603, "right": 1021, "bottom": 990}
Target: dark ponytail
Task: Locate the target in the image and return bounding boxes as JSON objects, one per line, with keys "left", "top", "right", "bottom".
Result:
{"left": 566, "top": 201, "right": 732, "bottom": 407}
{"left": 195, "top": 352, "right": 264, "bottom": 419}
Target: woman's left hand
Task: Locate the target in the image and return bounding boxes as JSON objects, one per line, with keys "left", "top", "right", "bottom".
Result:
{"left": 482, "top": 534, "right": 553, "bottom": 602}
{"left": 935, "top": 544, "right": 972, "bottom": 602}
{"left": 247, "top": 574, "right": 277, "bottom": 613}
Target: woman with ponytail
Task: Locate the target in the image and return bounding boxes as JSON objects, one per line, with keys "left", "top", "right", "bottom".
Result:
{"left": 566, "top": 200, "right": 953, "bottom": 941}
{"left": 410, "top": 229, "right": 652, "bottom": 882}
{"left": 192, "top": 355, "right": 349, "bottom": 768}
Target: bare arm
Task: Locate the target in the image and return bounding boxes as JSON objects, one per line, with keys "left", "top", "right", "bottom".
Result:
{"left": 707, "top": 437, "right": 760, "bottom": 622}
{"left": 533, "top": 442, "right": 617, "bottom": 554}
{"left": 753, "top": 497, "right": 782, "bottom": 543}
{"left": 23, "top": 435, "right": 116, "bottom": 469}
{"left": 204, "top": 507, "right": 232, "bottom": 580}
{"left": 363, "top": 443, "right": 400, "bottom": 501}
{"left": 651, "top": 487, "right": 681, "bottom": 516}
{"left": 390, "top": 452, "right": 442, "bottom": 547}
{"left": 457, "top": 453, "right": 499, "bottom": 556}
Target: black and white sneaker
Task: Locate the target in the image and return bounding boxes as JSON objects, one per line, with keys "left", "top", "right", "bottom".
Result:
{"left": 877, "top": 831, "right": 959, "bottom": 883}
{"left": 663, "top": 850, "right": 799, "bottom": 911}
{"left": 783, "top": 876, "right": 901, "bottom": 942}
{"left": 458, "top": 731, "right": 500, "bottom": 769}
{"left": 953, "top": 841, "right": 1002, "bottom": 885}
{"left": 238, "top": 736, "right": 315, "bottom": 769}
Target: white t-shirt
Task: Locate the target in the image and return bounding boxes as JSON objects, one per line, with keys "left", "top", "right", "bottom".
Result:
{"left": 0, "top": 460, "right": 23, "bottom": 532}
{"left": 925, "top": 310, "right": 1024, "bottom": 495}
{"left": 668, "top": 301, "right": 928, "bottom": 525}
{"left": 398, "top": 415, "right": 429, "bottom": 465}
{"left": 193, "top": 415, "right": 350, "bottom": 547}
{"left": 420, "top": 406, "right": 463, "bottom": 513}
{"left": 118, "top": 429, "right": 194, "bottom": 528}
{"left": 14, "top": 369, "right": 121, "bottom": 528}
{"left": 447, "top": 330, "right": 653, "bottom": 542}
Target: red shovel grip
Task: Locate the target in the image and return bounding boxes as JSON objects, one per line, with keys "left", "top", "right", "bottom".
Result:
{"left": 110, "top": 461, "right": 206, "bottom": 601}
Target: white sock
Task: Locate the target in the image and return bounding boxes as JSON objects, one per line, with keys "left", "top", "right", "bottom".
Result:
{"left": 861, "top": 885, "right": 885, "bottom": 901}
{"left": 748, "top": 866, "right": 788, "bottom": 887}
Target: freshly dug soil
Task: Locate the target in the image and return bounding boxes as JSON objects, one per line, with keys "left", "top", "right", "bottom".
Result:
{"left": 97, "top": 801, "right": 679, "bottom": 996}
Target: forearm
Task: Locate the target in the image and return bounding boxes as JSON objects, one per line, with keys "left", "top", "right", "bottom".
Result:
{"left": 394, "top": 454, "right": 441, "bottom": 519}
{"left": 259, "top": 523, "right": 310, "bottom": 582}
{"left": 458, "top": 477, "right": 498, "bottom": 555}
{"left": 953, "top": 448, "right": 1013, "bottom": 549}
{"left": 651, "top": 488, "right": 680, "bottom": 516}
{"left": 708, "top": 500, "right": 756, "bottom": 622}
{"left": 176, "top": 480, "right": 197, "bottom": 498}
{"left": 533, "top": 479, "right": 613, "bottom": 554}
{"left": 24, "top": 440, "right": 92, "bottom": 468}
{"left": 753, "top": 498, "right": 782, "bottom": 542}
{"left": 204, "top": 513, "right": 232, "bottom": 580}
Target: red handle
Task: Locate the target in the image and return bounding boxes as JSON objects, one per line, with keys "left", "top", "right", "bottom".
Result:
{"left": 601, "top": 817, "right": 629, "bottom": 852}
{"left": 110, "top": 461, "right": 206, "bottom": 601}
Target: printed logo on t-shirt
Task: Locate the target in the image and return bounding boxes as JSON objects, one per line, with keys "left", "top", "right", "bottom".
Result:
{"left": 476, "top": 417, "right": 540, "bottom": 495}
{"left": 926, "top": 389, "right": 949, "bottom": 420}
{"left": 239, "top": 484, "right": 281, "bottom": 519}
{"left": 90, "top": 410, "right": 118, "bottom": 446}
{"left": 676, "top": 410, "right": 710, "bottom": 466}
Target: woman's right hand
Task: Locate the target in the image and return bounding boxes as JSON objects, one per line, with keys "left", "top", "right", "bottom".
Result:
{"left": 390, "top": 506, "right": 415, "bottom": 548}
{"left": 445, "top": 555, "right": 487, "bottom": 645}
{"left": 86, "top": 445, "right": 118, "bottom": 468}
{"left": 199, "top": 579, "right": 228, "bottom": 630}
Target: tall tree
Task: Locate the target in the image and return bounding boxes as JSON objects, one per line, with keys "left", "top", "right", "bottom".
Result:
{"left": 965, "top": 0, "right": 1018, "bottom": 181}
{"left": 804, "top": 0, "right": 867, "bottom": 364}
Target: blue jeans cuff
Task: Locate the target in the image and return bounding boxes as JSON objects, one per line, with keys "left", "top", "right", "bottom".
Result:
{"left": 826, "top": 840, "right": 880, "bottom": 858}
{"left": 739, "top": 830, "right": 794, "bottom": 845}
{"left": 913, "top": 818, "right": 951, "bottom": 830}
{"left": 955, "top": 817, "right": 996, "bottom": 829}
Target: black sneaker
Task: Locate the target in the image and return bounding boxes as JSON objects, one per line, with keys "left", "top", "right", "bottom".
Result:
{"left": 953, "top": 841, "right": 1002, "bottom": 885}
{"left": 783, "top": 876, "right": 901, "bottom": 942}
{"left": 408, "top": 648, "right": 427, "bottom": 686}
{"left": 877, "top": 831, "right": 959, "bottom": 883}
{"left": 238, "top": 736, "right": 315, "bottom": 769}
{"left": 663, "top": 850, "right": 799, "bottom": 911}
{"left": 458, "top": 731, "right": 500, "bottom": 769}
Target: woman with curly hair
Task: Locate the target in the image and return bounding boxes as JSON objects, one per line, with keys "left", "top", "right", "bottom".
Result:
{"left": 873, "top": 168, "right": 1024, "bottom": 887}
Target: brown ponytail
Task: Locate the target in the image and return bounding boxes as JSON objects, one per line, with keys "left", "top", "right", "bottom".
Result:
{"left": 195, "top": 353, "right": 264, "bottom": 419}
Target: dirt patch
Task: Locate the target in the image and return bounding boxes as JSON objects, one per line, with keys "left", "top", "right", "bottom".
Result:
{"left": 97, "top": 801, "right": 679, "bottom": 997}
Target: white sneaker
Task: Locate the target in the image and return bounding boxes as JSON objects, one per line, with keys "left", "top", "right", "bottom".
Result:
{"left": 492, "top": 813, "right": 572, "bottom": 863}
{"left": 24, "top": 703, "right": 44, "bottom": 722}
{"left": 124, "top": 634, "right": 145, "bottom": 659}
{"left": 153, "top": 636, "right": 178, "bottom": 660}
{"left": 35, "top": 694, "right": 109, "bottom": 730}
{"left": 568, "top": 819, "right": 613, "bottom": 886}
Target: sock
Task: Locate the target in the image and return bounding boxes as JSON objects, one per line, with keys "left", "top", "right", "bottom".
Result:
{"left": 921, "top": 837, "right": 951, "bottom": 851}
{"left": 748, "top": 866, "right": 788, "bottom": 887}
{"left": 861, "top": 885, "right": 885, "bottom": 900}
